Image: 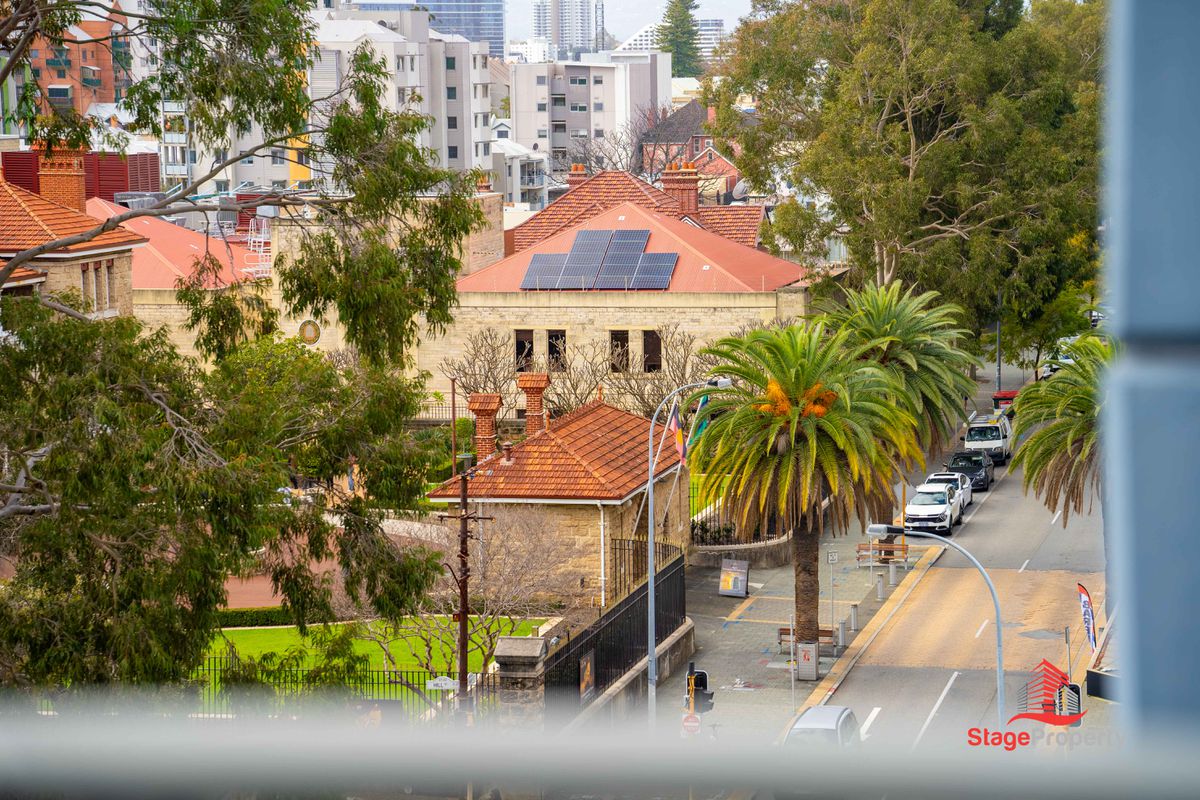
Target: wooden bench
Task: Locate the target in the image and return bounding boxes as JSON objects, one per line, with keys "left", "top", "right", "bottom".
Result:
{"left": 855, "top": 541, "right": 910, "bottom": 566}
{"left": 778, "top": 626, "right": 834, "bottom": 653}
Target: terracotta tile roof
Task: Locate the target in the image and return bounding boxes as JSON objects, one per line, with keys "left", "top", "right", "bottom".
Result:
{"left": 87, "top": 198, "right": 247, "bottom": 290}
{"left": 458, "top": 202, "right": 806, "bottom": 294}
{"left": 508, "top": 169, "right": 764, "bottom": 252}
{"left": 508, "top": 171, "right": 683, "bottom": 252}
{"left": 428, "top": 400, "right": 681, "bottom": 502}
{"left": 0, "top": 176, "right": 145, "bottom": 257}
{"left": 2, "top": 266, "right": 46, "bottom": 287}
{"left": 695, "top": 205, "right": 764, "bottom": 248}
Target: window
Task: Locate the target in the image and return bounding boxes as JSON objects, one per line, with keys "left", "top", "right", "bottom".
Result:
{"left": 448, "top": 145, "right": 459, "bottom": 159}
{"left": 551, "top": 95, "right": 565, "bottom": 107}
{"left": 188, "top": 149, "right": 196, "bottom": 164}
{"left": 480, "top": 55, "right": 488, "bottom": 68}
{"left": 515, "top": 330, "right": 534, "bottom": 371}
{"left": 497, "top": 129, "right": 509, "bottom": 139}
{"left": 569, "top": 76, "right": 587, "bottom": 86}
{"left": 242, "top": 154, "right": 254, "bottom": 164}
{"left": 447, "top": 86, "right": 457, "bottom": 100}
{"left": 213, "top": 148, "right": 228, "bottom": 162}
{"left": 571, "top": 129, "right": 587, "bottom": 138}
{"left": 105, "top": 260, "right": 115, "bottom": 310}
{"left": 643, "top": 330, "right": 662, "bottom": 373}
{"left": 447, "top": 116, "right": 458, "bottom": 129}
{"left": 537, "top": 101, "right": 547, "bottom": 112}
{"left": 56, "top": 70, "right": 66, "bottom": 79}
{"left": 610, "top": 331, "right": 629, "bottom": 372}
{"left": 536, "top": 75, "right": 547, "bottom": 85}
{"left": 552, "top": 122, "right": 566, "bottom": 133}
{"left": 482, "top": 143, "right": 490, "bottom": 156}
{"left": 397, "top": 55, "right": 405, "bottom": 71}
{"left": 593, "top": 102, "right": 604, "bottom": 111}
{"left": 214, "top": 179, "right": 230, "bottom": 193}
{"left": 594, "top": 129, "right": 605, "bottom": 138}
{"left": 410, "top": 56, "right": 416, "bottom": 71}
{"left": 548, "top": 330, "right": 567, "bottom": 371}
{"left": 537, "top": 129, "right": 547, "bottom": 138}
{"left": 270, "top": 148, "right": 285, "bottom": 165}
{"left": 446, "top": 56, "right": 456, "bottom": 70}
{"left": 593, "top": 75, "right": 603, "bottom": 85}
{"left": 570, "top": 102, "right": 587, "bottom": 112}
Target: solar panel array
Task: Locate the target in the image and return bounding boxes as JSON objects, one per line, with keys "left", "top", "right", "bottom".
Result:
{"left": 520, "top": 229, "right": 678, "bottom": 291}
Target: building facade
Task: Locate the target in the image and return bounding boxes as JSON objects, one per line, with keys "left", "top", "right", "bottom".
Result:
{"left": 27, "top": 12, "right": 133, "bottom": 117}
{"left": 336, "top": 0, "right": 506, "bottom": 58}
{"left": 616, "top": 18, "right": 726, "bottom": 64}
{"left": 509, "top": 51, "right": 671, "bottom": 176}
{"left": 532, "top": 0, "right": 605, "bottom": 59}
{"left": 491, "top": 137, "right": 551, "bottom": 210}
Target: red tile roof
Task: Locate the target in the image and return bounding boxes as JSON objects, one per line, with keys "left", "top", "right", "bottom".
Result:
{"left": 0, "top": 175, "right": 144, "bottom": 257}
{"left": 428, "top": 400, "right": 680, "bottom": 501}
{"left": 86, "top": 198, "right": 247, "bottom": 290}
{"left": 2, "top": 267, "right": 45, "bottom": 287}
{"left": 695, "top": 205, "right": 764, "bottom": 248}
{"left": 458, "top": 202, "right": 806, "bottom": 294}
{"left": 507, "top": 170, "right": 763, "bottom": 252}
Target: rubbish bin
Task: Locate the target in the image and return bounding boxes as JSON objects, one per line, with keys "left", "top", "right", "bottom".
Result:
{"left": 794, "top": 641, "right": 819, "bottom": 681}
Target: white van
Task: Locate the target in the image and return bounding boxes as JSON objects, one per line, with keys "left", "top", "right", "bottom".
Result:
{"left": 964, "top": 413, "right": 1013, "bottom": 464}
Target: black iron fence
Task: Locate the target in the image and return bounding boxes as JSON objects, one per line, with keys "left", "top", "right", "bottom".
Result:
{"left": 607, "top": 538, "right": 683, "bottom": 601}
{"left": 543, "top": 546, "right": 685, "bottom": 729}
{"left": 690, "top": 500, "right": 783, "bottom": 547}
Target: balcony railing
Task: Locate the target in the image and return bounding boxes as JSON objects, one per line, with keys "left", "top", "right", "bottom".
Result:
{"left": 46, "top": 58, "right": 71, "bottom": 68}
{"left": 82, "top": 76, "right": 102, "bottom": 88}
{"left": 519, "top": 173, "right": 545, "bottom": 188}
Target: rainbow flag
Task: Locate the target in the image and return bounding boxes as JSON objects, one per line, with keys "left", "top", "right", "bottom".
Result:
{"left": 666, "top": 403, "right": 687, "bottom": 466}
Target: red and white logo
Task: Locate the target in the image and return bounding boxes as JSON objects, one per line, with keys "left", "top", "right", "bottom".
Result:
{"left": 1007, "top": 659, "right": 1086, "bottom": 727}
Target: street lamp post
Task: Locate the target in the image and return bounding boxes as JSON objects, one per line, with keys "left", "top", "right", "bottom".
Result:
{"left": 996, "top": 287, "right": 1003, "bottom": 394}
{"left": 646, "top": 378, "right": 730, "bottom": 730}
{"left": 868, "top": 524, "right": 1006, "bottom": 730}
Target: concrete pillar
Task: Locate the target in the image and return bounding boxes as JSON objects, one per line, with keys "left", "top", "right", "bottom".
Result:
{"left": 493, "top": 636, "right": 548, "bottom": 732}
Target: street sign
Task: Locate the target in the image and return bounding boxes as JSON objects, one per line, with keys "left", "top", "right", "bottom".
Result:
{"left": 827, "top": 550, "right": 839, "bottom": 564}
{"left": 425, "top": 676, "right": 458, "bottom": 691}
{"left": 718, "top": 558, "right": 750, "bottom": 597}
{"left": 682, "top": 713, "right": 701, "bottom": 735}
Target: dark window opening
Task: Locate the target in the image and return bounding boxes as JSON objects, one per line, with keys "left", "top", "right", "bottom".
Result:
{"left": 548, "top": 330, "right": 567, "bottom": 371}
{"left": 515, "top": 330, "right": 534, "bottom": 372}
{"left": 610, "top": 330, "right": 629, "bottom": 372}
{"left": 643, "top": 330, "right": 662, "bottom": 373}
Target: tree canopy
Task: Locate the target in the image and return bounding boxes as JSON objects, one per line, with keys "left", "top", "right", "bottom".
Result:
{"left": 708, "top": 0, "right": 1102, "bottom": 350}
{"left": 656, "top": 0, "right": 703, "bottom": 78}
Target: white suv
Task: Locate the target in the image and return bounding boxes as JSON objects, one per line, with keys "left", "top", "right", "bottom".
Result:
{"left": 964, "top": 413, "right": 1014, "bottom": 464}
{"left": 904, "top": 483, "right": 964, "bottom": 533}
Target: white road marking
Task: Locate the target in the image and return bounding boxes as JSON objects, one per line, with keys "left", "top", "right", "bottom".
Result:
{"left": 962, "top": 468, "right": 1008, "bottom": 524}
{"left": 1051, "top": 509, "right": 1063, "bottom": 526}
{"left": 975, "top": 619, "right": 989, "bottom": 638}
{"left": 748, "top": 582, "right": 765, "bottom": 589}
{"left": 1019, "top": 559, "right": 1030, "bottom": 573}
{"left": 911, "top": 671, "right": 960, "bottom": 752}
{"left": 859, "top": 707, "right": 882, "bottom": 740}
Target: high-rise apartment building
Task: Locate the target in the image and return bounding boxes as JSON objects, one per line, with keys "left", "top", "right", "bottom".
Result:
{"left": 531, "top": 0, "right": 604, "bottom": 60}
{"left": 616, "top": 18, "right": 726, "bottom": 64}
{"left": 509, "top": 50, "right": 671, "bottom": 176}
{"left": 336, "top": 1, "right": 506, "bottom": 58}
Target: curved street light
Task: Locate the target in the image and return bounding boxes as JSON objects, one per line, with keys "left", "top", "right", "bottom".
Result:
{"left": 646, "top": 377, "right": 731, "bottom": 729}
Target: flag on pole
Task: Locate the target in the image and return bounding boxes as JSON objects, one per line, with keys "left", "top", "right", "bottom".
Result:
{"left": 687, "top": 394, "right": 711, "bottom": 448}
{"left": 666, "top": 402, "right": 687, "bottom": 466}
{"left": 1077, "top": 583, "right": 1098, "bottom": 653}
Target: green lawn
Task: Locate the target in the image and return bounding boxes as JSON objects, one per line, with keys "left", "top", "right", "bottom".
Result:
{"left": 690, "top": 473, "right": 730, "bottom": 516}
{"left": 209, "top": 618, "right": 542, "bottom": 672}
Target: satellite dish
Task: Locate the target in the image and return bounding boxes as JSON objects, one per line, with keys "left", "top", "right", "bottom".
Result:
{"left": 731, "top": 179, "right": 748, "bottom": 201}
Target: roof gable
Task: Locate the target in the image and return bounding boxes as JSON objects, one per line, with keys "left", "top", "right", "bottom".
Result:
{"left": 428, "top": 400, "right": 680, "bottom": 502}
{"left": 0, "top": 177, "right": 145, "bottom": 257}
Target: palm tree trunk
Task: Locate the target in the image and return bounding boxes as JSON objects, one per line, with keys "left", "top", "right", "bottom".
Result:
{"left": 792, "top": 527, "right": 821, "bottom": 640}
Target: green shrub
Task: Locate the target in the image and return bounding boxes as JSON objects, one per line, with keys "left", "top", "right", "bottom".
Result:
{"left": 216, "top": 606, "right": 331, "bottom": 628}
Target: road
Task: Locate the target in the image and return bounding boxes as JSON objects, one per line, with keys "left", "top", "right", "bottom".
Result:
{"left": 826, "top": 456, "right": 1107, "bottom": 752}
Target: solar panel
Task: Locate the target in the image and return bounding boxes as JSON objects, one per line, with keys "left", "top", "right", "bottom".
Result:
{"left": 607, "top": 230, "right": 650, "bottom": 255}
{"left": 629, "top": 252, "right": 679, "bottom": 290}
{"left": 520, "top": 253, "right": 568, "bottom": 290}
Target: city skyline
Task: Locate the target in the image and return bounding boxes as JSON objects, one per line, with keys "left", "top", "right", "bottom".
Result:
{"left": 509, "top": 0, "right": 750, "bottom": 42}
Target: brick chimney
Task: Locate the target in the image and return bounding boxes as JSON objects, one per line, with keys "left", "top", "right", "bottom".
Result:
{"left": 661, "top": 161, "right": 699, "bottom": 216}
{"left": 468, "top": 393, "right": 503, "bottom": 460}
{"left": 36, "top": 148, "right": 87, "bottom": 211}
{"left": 566, "top": 163, "right": 589, "bottom": 190}
{"left": 517, "top": 372, "right": 552, "bottom": 436}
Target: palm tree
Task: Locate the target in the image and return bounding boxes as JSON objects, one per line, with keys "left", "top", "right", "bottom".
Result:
{"left": 1012, "top": 336, "right": 1112, "bottom": 524}
{"left": 689, "top": 323, "right": 919, "bottom": 640}
{"left": 817, "top": 282, "right": 979, "bottom": 458}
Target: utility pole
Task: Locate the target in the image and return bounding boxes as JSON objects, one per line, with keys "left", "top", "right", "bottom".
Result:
{"left": 996, "top": 287, "right": 1003, "bottom": 394}
{"left": 439, "top": 454, "right": 491, "bottom": 720}
{"left": 450, "top": 378, "right": 458, "bottom": 478}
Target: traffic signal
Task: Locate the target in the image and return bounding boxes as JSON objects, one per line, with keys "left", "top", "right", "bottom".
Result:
{"left": 693, "top": 668, "right": 714, "bottom": 714}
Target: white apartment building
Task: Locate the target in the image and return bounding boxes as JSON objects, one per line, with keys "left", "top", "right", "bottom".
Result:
{"left": 509, "top": 51, "right": 671, "bottom": 176}
{"left": 490, "top": 136, "right": 550, "bottom": 210}
{"left": 616, "top": 18, "right": 727, "bottom": 64}
{"left": 531, "top": 0, "right": 605, "bottom": 59}
{"left": 508, "top": 37, "right": 553, "bottom": 64}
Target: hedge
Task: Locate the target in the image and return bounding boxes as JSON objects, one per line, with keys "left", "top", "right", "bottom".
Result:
{"left": 216, "top": 606, "right": 331, "bottom": 628}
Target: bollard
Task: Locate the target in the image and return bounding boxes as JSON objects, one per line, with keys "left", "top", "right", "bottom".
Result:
{"left": 837, "top": 620, "right": 847, "bottom": 650}
{"left": 849, "top": 603, "right": 859, "bottom": 631}
{"left": 889, "top": 562, "right": 899, "bottom": 587}
{"left": 876, "top": 574, "right": 885, "bottom": 601}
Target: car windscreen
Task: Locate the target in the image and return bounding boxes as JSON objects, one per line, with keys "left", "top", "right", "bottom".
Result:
{"left": 966, "top": 426, "right": 1000, "bottom": 442}
{"left": 949, "top": 455, "right": 984, "bottom": 468}
{"left": 784, "top": 728, "right": 840, "bottom": 748}
{"left": 910, "top": 491, "right": 947, "bottom": 506}
{"left": 926, "top": 476, "right": 954, "bottom": 485}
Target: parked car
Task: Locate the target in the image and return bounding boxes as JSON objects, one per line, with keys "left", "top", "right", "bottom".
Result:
{"left": 963, "top": 413, "right": 1014, "bottom": 464}
{"left": 1040, "top": 335, "right": 1081, "bottom": 379}
{"left": 943, "top": 450, "right": 995, "bottom": 491}
{"left": 904, "top": 482, "right": 964, "bottom": 533}
{"left": 924, "top": 471, "right": 973, "bottom": 507}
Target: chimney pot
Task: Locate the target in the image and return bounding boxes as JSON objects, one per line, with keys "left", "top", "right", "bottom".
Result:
{"left": 501, "top": 441, "right": 514, "bottom": 463}
{"left": 467, "top": 393, "right": 503, "bottom": 460}
{"left": 566, "top": 163, "right": 589, "bottom": 190}
{"left": 517, "top": 372, "right": 552, "bottom": 436}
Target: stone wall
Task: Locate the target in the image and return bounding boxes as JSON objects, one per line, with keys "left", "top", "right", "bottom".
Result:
{"left": 40, "top": 251, "right": 134, "bottom": 317}
{"left": 690, "top": 532, "right": 794, "bottom": 569}
{"left": 416, "top": 289, "right": 810, "bottom": 398}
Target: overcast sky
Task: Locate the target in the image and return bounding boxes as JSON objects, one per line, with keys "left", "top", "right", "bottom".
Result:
{"left": 506, "top": 0, "right": 753, "bottom": 42}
